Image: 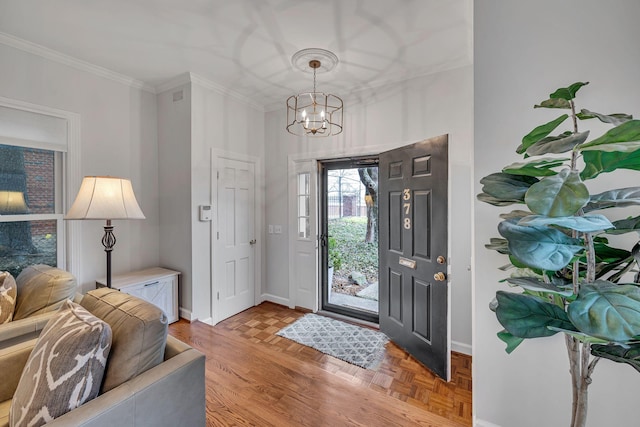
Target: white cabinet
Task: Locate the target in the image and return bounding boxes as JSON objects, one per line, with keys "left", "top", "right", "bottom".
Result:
{"left": 96, "top": 267, "right": 180, "bottom": 323}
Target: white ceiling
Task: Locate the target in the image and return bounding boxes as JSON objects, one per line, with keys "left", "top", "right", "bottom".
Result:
{"left": 0, "top": 0, "right": 473, "bottom": 109}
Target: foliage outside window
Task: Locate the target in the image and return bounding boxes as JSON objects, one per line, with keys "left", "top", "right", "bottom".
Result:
{"left": 0, "top": 144, "right": 62, "bottom": 277}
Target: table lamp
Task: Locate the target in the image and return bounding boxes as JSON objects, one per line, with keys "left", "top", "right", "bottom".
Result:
{"left": 65, "top": 176, "right": 145, "bottom": 288}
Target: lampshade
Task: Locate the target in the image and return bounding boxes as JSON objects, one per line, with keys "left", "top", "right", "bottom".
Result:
{"left": 65, "top": 176, "right": 145, "bottom": 220}
{"left": 0, "top": 191, "right": 29, "bottom": 214}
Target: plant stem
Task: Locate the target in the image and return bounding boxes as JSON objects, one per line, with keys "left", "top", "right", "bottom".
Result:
{"left": 566, "top": 334, "right": 594, "bottom": 427}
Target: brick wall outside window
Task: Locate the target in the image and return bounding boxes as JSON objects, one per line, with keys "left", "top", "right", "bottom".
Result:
{"left": 23, "top": 148, "right": 56, "bottom": 236}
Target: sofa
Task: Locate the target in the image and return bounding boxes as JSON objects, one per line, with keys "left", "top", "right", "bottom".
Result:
{"left": 0, "top": 288, "right": 206, "bottom": 427}
{"left": 0, "top": 265, "right": 78, "bottom": 349}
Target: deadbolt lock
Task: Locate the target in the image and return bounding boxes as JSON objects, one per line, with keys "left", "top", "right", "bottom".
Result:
{"left": 434, "top": 272, "right": 446, "bottom": 282}
{"left": 437, "top": 256, "right": 446, "bottom": 265}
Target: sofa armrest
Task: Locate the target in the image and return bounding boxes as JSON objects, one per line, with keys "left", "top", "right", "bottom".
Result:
{"left": 47, "top": 338, "right": 206, "bottom": 427}
{"left": 0, "top": 312, "right": 56, "bottom": 350}
{"left": 0, "top": 339, "right": 37, "bottom": 402}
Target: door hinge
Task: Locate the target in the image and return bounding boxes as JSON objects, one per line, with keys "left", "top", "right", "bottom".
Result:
{"left": 217, "top": 292, "right": 219, "bottom": 300}
{"left": 217, "top": 171, "right": 219, "bottom": 179}
{"left": 217, "top": 231, "right": 219, "bottom": 239}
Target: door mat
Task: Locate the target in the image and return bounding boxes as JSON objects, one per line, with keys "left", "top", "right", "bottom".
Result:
{"left": 276, "top": 313, "right": 388, "bottom": 370}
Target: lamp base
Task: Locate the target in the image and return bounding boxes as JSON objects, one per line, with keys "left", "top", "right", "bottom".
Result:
{"left": 102, "top": 220, "right": 116, "bottom": 288}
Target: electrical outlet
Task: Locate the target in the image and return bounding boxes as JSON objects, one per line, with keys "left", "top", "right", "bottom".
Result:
{"left": 274, "top": 225, "right": 282, "bottom": 234}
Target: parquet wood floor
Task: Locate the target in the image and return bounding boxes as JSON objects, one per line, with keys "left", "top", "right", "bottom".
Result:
{"left": 168, "top": 302, "right": 472, "bottom": 427}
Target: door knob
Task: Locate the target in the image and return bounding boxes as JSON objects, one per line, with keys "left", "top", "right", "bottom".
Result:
{"left": 249, "top": 239, "right": 256, "bottom": 245}
{"left": 437, "top": 256, "right": 446, "bottom": 264}
{"left": 434, "top": 272, "right": 446, "bottom": 282}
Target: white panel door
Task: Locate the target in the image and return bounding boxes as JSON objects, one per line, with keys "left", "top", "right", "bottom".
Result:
{"left": 288, "top": 160, "right": 318, "bottom": 311}
{"left": 215, "top": 157, "right": 256, "bottom": 322}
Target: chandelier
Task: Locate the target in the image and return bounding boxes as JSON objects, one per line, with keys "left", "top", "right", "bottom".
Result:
{"left": 286, "top": 49, "right": 343, "bottom": 137}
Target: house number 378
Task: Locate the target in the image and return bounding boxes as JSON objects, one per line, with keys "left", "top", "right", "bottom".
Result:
{"left": 403, "top": 189, "right": 411, "bottom": 230}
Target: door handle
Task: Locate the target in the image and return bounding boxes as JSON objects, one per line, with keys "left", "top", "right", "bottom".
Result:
{"left": 434, "top": 272, "right": 446, "bottom": 282}
{"left": 249, "top": 239, "right": 256, "bottom": 245}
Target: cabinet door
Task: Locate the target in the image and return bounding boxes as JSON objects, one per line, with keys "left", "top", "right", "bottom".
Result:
{"left": 120, "top": 277, "right": 177, "bottom": 323}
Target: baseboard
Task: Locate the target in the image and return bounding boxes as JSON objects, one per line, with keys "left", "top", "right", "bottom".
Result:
{"left": 179, "top": 307, "right": 193, "bottom": 322}
{"left": 261, "top": 293, "right": 290, "bottom": 307}
{"left": 199, "top": 317, "right": 214, "bottom": 326}
{"left": 452, "top": 340, "right": 472, "bottom": 355}
{"left": 475, "top": 418, "right": 502, "bottom": 427}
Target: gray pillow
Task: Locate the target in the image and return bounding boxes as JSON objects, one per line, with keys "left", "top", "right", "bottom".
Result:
{"left": 80, "top": 288, "right": 168, "bottom": 393}
{"left": 10, "top": 300, "right": 112, "bottom": 427}
{"left": 13, "top": 265, "right": 77, "bottom": 320}
{"left": 0, "top": 272, "right": 17, "bottom": 324}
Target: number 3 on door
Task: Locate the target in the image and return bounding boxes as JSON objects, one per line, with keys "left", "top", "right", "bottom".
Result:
{"left": 403, "top": 188, "right": 411, "bottom": 229}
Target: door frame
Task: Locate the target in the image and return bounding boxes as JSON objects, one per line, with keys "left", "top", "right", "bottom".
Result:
{"left": 287, "top": 144, "right": 397, "bottom": 312}
{"left": 211, "top": 149, "right": 263, "bottom": 325}
{"left": 318, "top": 157, "right": 380, "bottom": 324}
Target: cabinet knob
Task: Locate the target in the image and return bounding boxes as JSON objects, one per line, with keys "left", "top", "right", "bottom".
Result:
{"left": 250, "top": 239, "right": 257, "bottom": 245}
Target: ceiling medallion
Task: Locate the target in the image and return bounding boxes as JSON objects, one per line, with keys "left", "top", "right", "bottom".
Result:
{"left": 286, "top": 48, "right": 343, "bottom": 137}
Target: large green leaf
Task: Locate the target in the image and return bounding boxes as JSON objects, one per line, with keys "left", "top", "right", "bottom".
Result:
{"left": 478, "top": 173, "right": 539, "bottom": 205}
{"left": 534, "top": 98, "right": 571, "bottom": 109}
{"left": 485, "top": 238, "right": 510, "bottom": 254}
{"left": 502, "top": 157, "right": 567, "bottom": 177}
{"left": 591, "top": 343, "right": 640, "bottom": 373}
{"left": 607, "top": 216, "right": 640, "bottom": 235}
{"left": 504, "top": 277, "right": 574, "bottom": 297}
{"left": 579, "top": 120, "right": 640, "bottom": 153}
{"left": 499, "top": 210, "right": 532, "bottom": 220}
{"left": 583, "top": 187, "right": 640, "bottom": 211}
{"left": 524, "top": 169, "right": 589, "bottom": 217}
{"left": 567, "top": 281, "right": 640, "bottom": 342}
{"left": 517, "top": 115, "right": 569, "bottom": 154}
{"left": 581, "top": 148, "right": 640, "bottom": 180}
{"left": 498, "top": 220, "right": 583, "bottom": 271}
{"left": 547, "top": 327, "right": 609, "bottom": 344}
{"left": 576, "top": 109, "right": 633, "bottom": 126}
{"left": 518, "top": 214, "right": 614, "bottom": 232}
{"left": 593, "top": 242, "right": 631, "bottom": 263}
{"left": 497, "top": 330, "right": 525, "bottom": 354}
{"left": 549, "top": 82, "right": 589, "bottom": 100}
{"left": 495, "top": 291, "right": 576, "bottom": 338}
{"left": 526, "top": 131, "right": 590, "bottom": 156}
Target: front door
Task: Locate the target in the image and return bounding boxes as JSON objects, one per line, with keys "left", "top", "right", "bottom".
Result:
{"left": 215, "top": 157, "right": 256, "bottom": 322}
{"left": 379, "top": 134, "right": 449, "bottom": 380}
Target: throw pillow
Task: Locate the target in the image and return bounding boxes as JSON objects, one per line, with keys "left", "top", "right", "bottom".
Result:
{"left": 80, "top": 288, "right": 168, "bottom": 393}
{"left": 0, "top": 272, "right": 17, "bottom": 324}
{"left": 9, "top": 300, "right": 112, "bottom": 427}
{"left": 13, "top": 265, "right": 77, "bottom": 320}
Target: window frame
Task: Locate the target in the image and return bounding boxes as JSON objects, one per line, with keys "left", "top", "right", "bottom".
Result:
{"left": 0, "top": 96, "right": 81, "bottom": 279}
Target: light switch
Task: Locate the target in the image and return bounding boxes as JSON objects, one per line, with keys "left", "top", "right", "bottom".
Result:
{"left": 268, "top": 225, "right": 274, "bottom": 234}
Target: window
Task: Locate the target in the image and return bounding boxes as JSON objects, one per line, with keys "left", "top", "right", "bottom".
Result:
{"left": 0, "top": 100, "right": 72, "bottom": 278}
{"left": 297, "top": 172, "right": 310, "bottom": 238}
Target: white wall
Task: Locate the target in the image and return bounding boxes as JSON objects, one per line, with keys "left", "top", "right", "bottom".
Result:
{"left": 190, "top": 79, "right": 265, "bottom": 322}
{"left": 0, "top": 42, "right": 159, "bottom": 292}
{"left": 157, "top": 83, "right": 192, "bottom": 314}
{"left": 264, "top": 65, "right": 473, "bottom": 352}
{"left": 474, "top": 1, "right": 640, "bottom": 426}
{"left": 158, "top": 76, "right": 265, "bottom": 322}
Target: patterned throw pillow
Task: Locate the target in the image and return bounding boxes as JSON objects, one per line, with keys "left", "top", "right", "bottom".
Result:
{"left": 0, "top": 272, "right": 17, "bottom": 324}
{"left": 9, "top": 300, "right": 112, "bottom": 427}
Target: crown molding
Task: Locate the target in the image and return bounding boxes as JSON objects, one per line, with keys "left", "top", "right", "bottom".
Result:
{"left": 155, "top": 72, "right": 264, "bottom": 111}
{"left": 0, "top": 31, "right": 155, "bottom": 93}
{"left": 154, "top": 72, "right": 192, "bottom": 94}
{"left": 188, "top": 73, "right": 264, "bottom": 112}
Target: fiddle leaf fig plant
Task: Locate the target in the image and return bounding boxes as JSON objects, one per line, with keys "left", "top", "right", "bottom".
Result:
{"left": 479, "top": 82, "right": 640, "bottom": 427}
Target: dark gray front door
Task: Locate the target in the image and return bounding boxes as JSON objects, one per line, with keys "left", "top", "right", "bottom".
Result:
{"left": 379, "top": 134, "right": 449, "bottom": 380}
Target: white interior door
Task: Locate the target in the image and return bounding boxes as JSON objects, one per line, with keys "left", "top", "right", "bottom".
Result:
{"left": 288, "top": 160, "right": 318, "bottom": 311}
{"left": 214, "top": 157, "right": 256, "bottom": 322}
